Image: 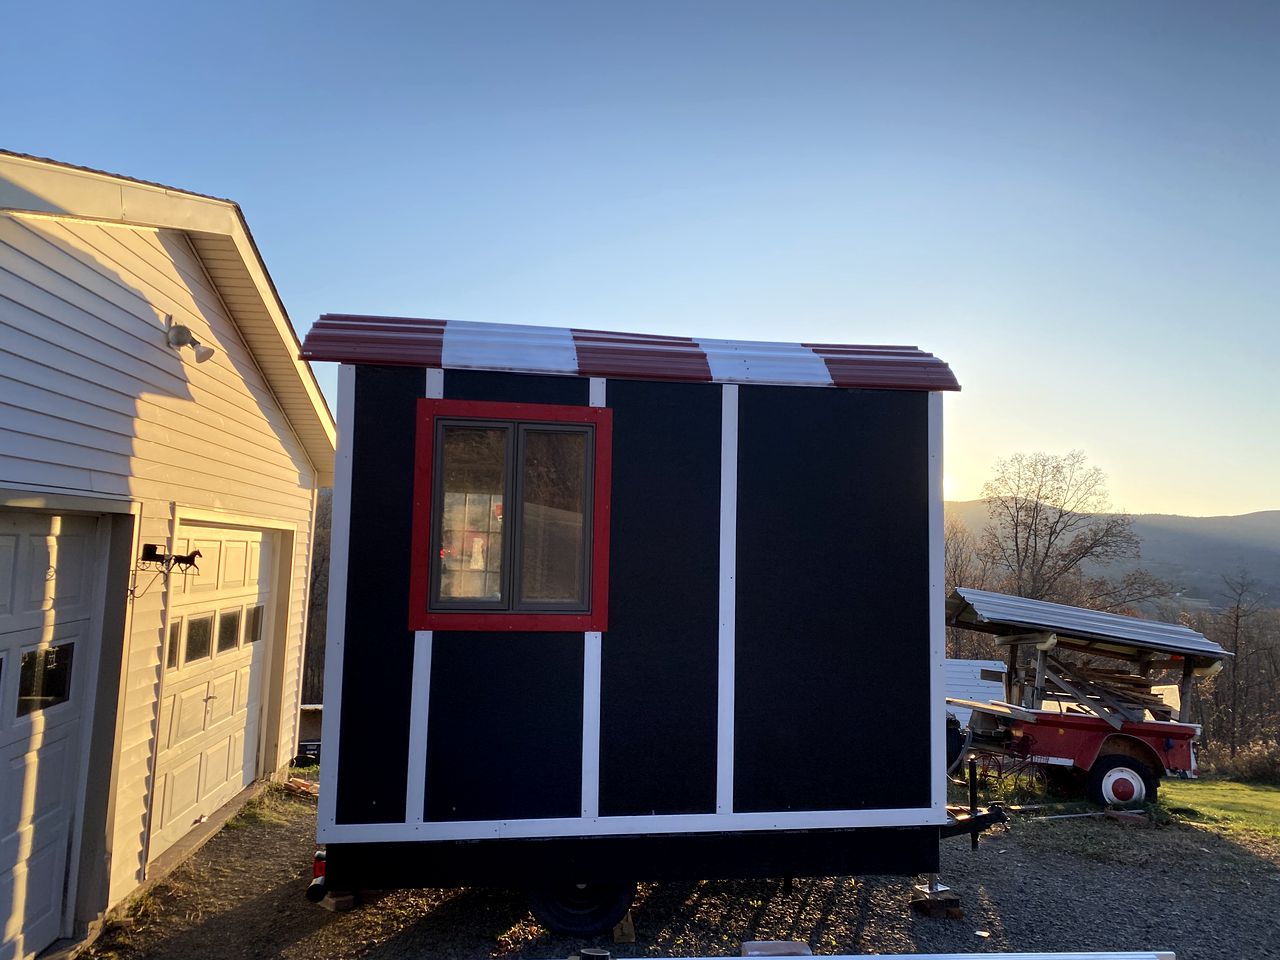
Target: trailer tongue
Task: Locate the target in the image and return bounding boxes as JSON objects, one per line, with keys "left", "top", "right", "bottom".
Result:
{"left": 945, "top": 588, "right": 1229, "bottom": 804}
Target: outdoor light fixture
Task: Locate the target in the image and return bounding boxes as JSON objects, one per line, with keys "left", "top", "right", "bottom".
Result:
{"left": 164, "top": 315, "right": 216, "bottom": 363}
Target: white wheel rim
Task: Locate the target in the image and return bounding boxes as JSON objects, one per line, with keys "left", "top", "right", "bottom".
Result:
{"left": 1101, "top": 767, "right": 1146, "bottom": 804}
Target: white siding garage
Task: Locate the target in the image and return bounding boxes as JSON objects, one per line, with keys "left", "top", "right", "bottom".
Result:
{"left": 0, "top": 151, "right": 335, "bottom": 958}
{"left": 0, "top": 512, "right": 105, "bottom": 960}
{"left": 150, "top": 523, "right": 276, "bottom": 861}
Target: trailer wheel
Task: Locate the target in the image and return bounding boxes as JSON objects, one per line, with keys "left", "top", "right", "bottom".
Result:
{"left": 527, "top": 881, "right": 637, "bottom": 936}
{"left": 1087, "top": 754, "right": 1157, "bottom": 806}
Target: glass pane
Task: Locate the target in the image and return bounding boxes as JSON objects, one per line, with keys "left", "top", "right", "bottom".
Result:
{"left": 166, "top": 619, "right": 181, "bottom": 670}
{"left": 186, "top": 614, "right": 213, "bottom": 663}
{"left": 17, "top": 643, "right": 75, "bottom": 716}
{"left": 437, "top": 425, "right": 507, "bottom": 602}
{"left": 246, "top": 605, "right": 264, "bottom": 643}
{"left": 218, "top": 608, "right": 242, "bottom": 652}
{"left": 520, "top": 429, "right": 588, "bottom": 604}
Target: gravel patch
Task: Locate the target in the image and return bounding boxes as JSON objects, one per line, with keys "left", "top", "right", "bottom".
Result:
{"left": 86, "top": 791, "right": 1280, "bottom": 960}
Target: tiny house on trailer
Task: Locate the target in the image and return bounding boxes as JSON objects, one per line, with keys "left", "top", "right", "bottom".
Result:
{"left": 301, "top": 315, "right": 962, "bottom": 931}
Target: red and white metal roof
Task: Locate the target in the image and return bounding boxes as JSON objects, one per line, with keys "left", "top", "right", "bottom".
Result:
{"left": 300, "top": 315, "right": 961, "bottom": 392}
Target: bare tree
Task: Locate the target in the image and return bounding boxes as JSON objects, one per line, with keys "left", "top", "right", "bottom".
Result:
{"left": 1217, "top": 570, "right": 1267, "bottom": 757}
{"left": 302, "top": 487, "right": 332, "bottom": 704}
{"left": 943, "top": 516, "right": 998, "bottom": 658}
{"left": 977, "top": 450, "right": 1163, "bottom": 609}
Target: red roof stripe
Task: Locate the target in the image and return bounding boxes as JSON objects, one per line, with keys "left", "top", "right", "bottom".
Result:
{"left": 571, "top": 328, "right": 713, "bottom": 382}
{"left": 302, "top": 314, "right": 445, "bottom": 368}
{"left": 807, "top": 342, "right": 959, "bottom": 391}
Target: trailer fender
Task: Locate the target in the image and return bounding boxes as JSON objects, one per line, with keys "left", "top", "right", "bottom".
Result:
{"left": 1080, "top": 734, "right": 1164, "bottom": 779}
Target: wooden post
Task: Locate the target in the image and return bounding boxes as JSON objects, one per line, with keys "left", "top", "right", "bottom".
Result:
{"left": 1032, "top": 646, "right": 1047, "bottom": 710}
{"left": 1177, "top": 659, "right": 1194, "bottom": 722}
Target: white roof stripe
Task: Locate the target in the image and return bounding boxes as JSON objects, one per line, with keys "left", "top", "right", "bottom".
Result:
{"left": 441, "top": 319, "right": 579, "bottom": 375}
{"left": 697, "top": 338, "right": 833, "bottom": 386}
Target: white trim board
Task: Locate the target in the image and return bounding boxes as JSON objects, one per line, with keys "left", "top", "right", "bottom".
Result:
{"left": 928, "top": 391, "right": 946, "bottom": 813}
{"left": 669, "top": 954, "right": 1174, "bottom": 960}
{"left": 404, "top": 631, "right": 433, "bottom": 824}
{"left": 317, "top": 804, "right": 948, "bottom": 844}
{"left": 716, "top": 383, "right": 738, "bottom": 814}
{"left": 581, "top": 631, "right": 602, "bottom": 817}
{"left": 317, "top": 364, "right": 356, "bottom": 830}
{"left": 581, "top": 378, "right": 606, "bottom": 817}
{"left": 402, "top": 367, "right": 443, "bottom": 824}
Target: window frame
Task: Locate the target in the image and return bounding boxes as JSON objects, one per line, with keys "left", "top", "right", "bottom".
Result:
{"left": 409, "top": 398, "right": 612, "bottom": 632}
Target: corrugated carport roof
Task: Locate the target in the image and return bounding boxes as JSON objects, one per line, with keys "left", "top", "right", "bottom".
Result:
{"left": 948, "top": 587, "right": 1228, "bottom": 664}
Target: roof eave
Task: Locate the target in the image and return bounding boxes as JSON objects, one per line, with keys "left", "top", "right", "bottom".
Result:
{"left": 0, "top": 150, "right": 336, "bottom": 484}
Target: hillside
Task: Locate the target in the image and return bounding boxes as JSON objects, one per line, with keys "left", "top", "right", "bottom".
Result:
{"left": 946, "top": 501, "right": 1280, "bottom": 607}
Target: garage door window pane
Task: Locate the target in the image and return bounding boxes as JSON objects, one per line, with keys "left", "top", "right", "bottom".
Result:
{"left": 246, "top": 605, "right": 264, "bottom": 643}
{"left": 436, "top": 425, "right": 507, "bottom": 604}
{"left": 519, "top": 429, "right": 589, "bottom": 605}
{"left": 186, "top": 614, "right": 213, "bottom": 663}
{"left": 17, "top": 643, "right": 74, "bottom": 716}
{"left": 218, "top": 608, "right": 242, "bottom": 652}
{"left": 166, "top": 619, "right": 181, "bottom": 670}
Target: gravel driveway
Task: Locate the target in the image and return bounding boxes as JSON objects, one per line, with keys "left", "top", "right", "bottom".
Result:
{"left": 85, "top": 790, "right": 1280, "bottom": 960}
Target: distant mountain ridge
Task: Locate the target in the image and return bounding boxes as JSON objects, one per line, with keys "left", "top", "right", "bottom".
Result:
{"left": 946, "top": 501, "right": 1280, "bottom": 608}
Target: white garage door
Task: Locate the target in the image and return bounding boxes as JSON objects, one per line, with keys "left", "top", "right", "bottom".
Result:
{"left": 0, "top": 511, "right": 102, "bottom": 960}
{"left": 149, "top": 523, "right": 275, "bottom": 862}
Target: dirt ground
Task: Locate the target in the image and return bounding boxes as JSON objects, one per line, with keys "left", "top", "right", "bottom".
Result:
{"left": 85, "top": 789, "right": 1280, "bottom": 960}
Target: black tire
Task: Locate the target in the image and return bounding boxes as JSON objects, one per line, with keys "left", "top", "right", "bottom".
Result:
{"left": 527, "top": 881, "right": 637, "bottom": 937}
{"left": 1087, "top": 754, "right": 1158, "bottom": 806}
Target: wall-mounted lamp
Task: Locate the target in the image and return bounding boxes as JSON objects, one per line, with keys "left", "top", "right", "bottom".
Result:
{"left": 164, "top": 314, "right": 216, "bottom": 363}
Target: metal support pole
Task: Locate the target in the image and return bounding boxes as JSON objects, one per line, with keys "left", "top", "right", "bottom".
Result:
{"left": 968, "top": 755, "right": 979, "bottom": 851}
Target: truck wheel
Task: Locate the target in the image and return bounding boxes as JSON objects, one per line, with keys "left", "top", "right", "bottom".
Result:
{"left": 1087, "top": 754, "right": 1157, "bottom": 806}
{"left": 527, "top": 881, "right": 637, "bottom": 936}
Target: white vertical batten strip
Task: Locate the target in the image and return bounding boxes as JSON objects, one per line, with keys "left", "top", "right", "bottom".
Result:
{"left": 927, "top": 392, "right": 946, "bottom": 812}
{"left": 716, "top": 383, "right": 739, "bottom": 814}
{"left": 582, "top": 630, "right": 602, "bottom": 817}
{"left": 403, "top": 367, "right": 444, "bottom": 824}
{"left": 588, "top": 375, "right": 606, "bottom": 408}
{"left": 425, "top": 366, "right": 444, "bottom": 400}
{"left": 405, "top": 630, "right": 433, "bottom": 823}
{"left": 317, "top": 364, "right": 357, "bottom": 835}
{"left": 581, "top": 376, "right": 606, "bottom": 818}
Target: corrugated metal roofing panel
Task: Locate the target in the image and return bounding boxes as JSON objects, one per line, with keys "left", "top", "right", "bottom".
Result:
{"left": 299, "top": 314, "right": 961, "bottom": 391}
{"left": 949, "top": 587, "right": 1228, "bottom": 662}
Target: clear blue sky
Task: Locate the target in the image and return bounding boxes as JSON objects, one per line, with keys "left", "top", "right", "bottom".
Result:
{"left": 4, "top": 1, "right": 1277, "bottom": 515}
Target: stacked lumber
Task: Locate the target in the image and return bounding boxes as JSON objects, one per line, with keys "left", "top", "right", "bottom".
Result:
{"left": 284, "top": 776, "right": 320, "bottom": 797}
{"left": 1028, "top": 659, "right": 1177, "bottom": 721}
{"left": 1074, "top": 665, "right": 1176, "bottom": 716}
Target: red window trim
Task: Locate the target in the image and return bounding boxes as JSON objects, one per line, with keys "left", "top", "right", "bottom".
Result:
{"left": 408, "top": 398, "right": 612, "bottom": 632}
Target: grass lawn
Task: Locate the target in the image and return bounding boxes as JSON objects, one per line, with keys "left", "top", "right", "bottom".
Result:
{"left": 1161, "top": 777, "right": 1280, "bottom": 834}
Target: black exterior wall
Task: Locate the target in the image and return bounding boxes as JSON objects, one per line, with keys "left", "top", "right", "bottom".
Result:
{"left": 598, "top": 379, "right": 721, "bottom": 816}
{"left": 335, "top": 365, "right": 421, "bottom": 823}
{"left": 733, "top": 386, "right": 932, "bottom": 813}
{"left": 426, "top": 632, "right": 584, "bottom": 821}
{"left": 324, "top": 825, "right": 940, "bottom": 889}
